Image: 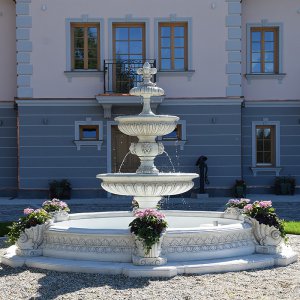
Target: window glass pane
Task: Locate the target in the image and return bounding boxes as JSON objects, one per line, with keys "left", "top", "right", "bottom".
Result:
{"left": 252, "top": 53, "right": 261, "bottom": 63}
{"left": 251, "top": 31, "right": 261, "bottom": 42}
{"left": 129, "top": 55, "right": 143, "bottom": 61}
{"left": 252, "top": 42, "right": 261, "bottom": 52}
{"left": 264, "top": 31, "right": 274, "bottom": 41}
{"left": 88, "top": 27, "right": 97, "bottom": 39}
{"left": 115, "top": 41, "right": 128, "bottom": 54}
{"left": 130, "top": 27, "right": 142, "bottom": 40}
{"left": 161, "top": 48, "right": 171, "bottom": 58}
{"left": 74, "top": 38, "right": 84, "bottom": 48}
{"left": 265, "top": 52, "right": 274, "bottom": 62}
{"left": 161, "top": 59, "right": 171, "bottom": 70}
{"left": 88, "top": 38, "right": 97, "bottom": 48}
{"left": 74, "top": 60, "right": 84, "bottom": 69}
{"left": 88, "top": 59, "right": 97, "bottom": 69}
{"left": 75, "top": 49, "right": 84, "bottom": 59}
{"left": 129, "top": 41, "right": 142, "bottom": 54}
{"left": 163, "top": 129, "right": 178, "bottom": 140}
{"left": 264, "top": 152, "right": 271, "bottom": 163}
{"left": 257, "top": 152, "right": 263, "bottom": 163}
{"left": 115, "top": 27, "right": 128, "bottom": 40}
{"left": 265, "top": 42, "right": 274, "bottom": 51}
{"left": 161, "top": 38, "right": 170, "bottom": 47}
{"left": 264, "top": 140, "right": 271, "bottom": 152}
{"left": 257, "top": 140, "right": 263, "bottom": 151}
{"left": 74, "top": 27, "right": 84, "bottom": 38}
{"left": 161, "top": 27, "right": 170, "bottom": 37}
{"left": 263, "top": 128, "right": 271, "bottom": 139}
{"left": 82, "top": 128, "right": 97, "bottom": 139}
{"left": 174, "top": 37, "right": 184, "bottom": 47}
{"left": 251, "top": 63, "right": 261, "bottom": 73}
{"left": 174, "top": 59, "right": 184, "bottom": 70}
{"left": 174, "top": 48, "right": 184, "bottom": 58}
{"left": 174, "top": 26, "right": 184, "bottom": 37}
{"left": 264, "top": 63, "right": 274, "bottom": 73}
{"left": 88, "top": 49, "right": 97, "bottom": 59}
{"left": 256, "top": 128, "right": 263, "bottom": 138}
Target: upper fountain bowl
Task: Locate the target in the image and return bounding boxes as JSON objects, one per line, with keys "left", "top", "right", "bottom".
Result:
{"left": 115, "top": 114, "right": 179, "bottom": 140}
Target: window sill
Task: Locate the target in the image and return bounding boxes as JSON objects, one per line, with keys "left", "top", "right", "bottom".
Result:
{"left": 245, "top": 73, "right": 286, "bottom": 83}
{"left": 159, "top": 140, "right": 186, "bottom": 150}
{"left": 74, "top": 140, "right": 103, "bottom": 151}
{"left": 251, "top": 167, "right": 282, "bottom": 177}
{"left": 64, "top": 71, "right": 104, "bottom": 81}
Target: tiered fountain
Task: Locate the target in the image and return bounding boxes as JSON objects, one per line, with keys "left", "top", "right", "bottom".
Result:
{"left": 97, "top": 62, "right": 198, "bottom": 209}
{"left": 1, "top": 63, "right": 297, "bottom": 277}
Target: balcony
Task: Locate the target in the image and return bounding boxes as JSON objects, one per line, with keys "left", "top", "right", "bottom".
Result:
{"left": 103, "top": 59, "right": 156, "bottom": 94}
{"left": 96, "top": 59, "right": 163, "bottom": 118}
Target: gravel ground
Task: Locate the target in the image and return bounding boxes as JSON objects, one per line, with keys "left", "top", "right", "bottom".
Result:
{"left": 0, "top": 236, "right": 299, "bottom": 300}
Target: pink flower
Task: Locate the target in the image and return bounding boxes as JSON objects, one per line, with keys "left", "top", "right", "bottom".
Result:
{"left": 259, "top": 201, "right": 272, "bottom": 208}
{"left": 240, "top": 198, "right": 251, "bottom": 203}
{"left": 23, "top": 208, "right": 34, "bottom": 215}
{"left": 134, "top": 208, "right": 165, "bottom": 219}
{"left": 243, "top": 204, "right": 253, "bottom": 212}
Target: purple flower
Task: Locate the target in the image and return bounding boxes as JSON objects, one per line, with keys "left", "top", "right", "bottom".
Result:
{"left": 23, "top": 208, "right": 34, "bottom": 215}
{"left": 244, "top": 204, "right": 253, "bottom": 212}
{"left": 259, "top": 201, "right": 272, "bottom": 208}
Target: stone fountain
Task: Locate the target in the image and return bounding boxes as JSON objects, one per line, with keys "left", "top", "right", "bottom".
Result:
{"left": 1, "top": 63, "right": 297, "bottom": 277}
{"left": 97, "top": 62, "right": 198, "bottom": 209}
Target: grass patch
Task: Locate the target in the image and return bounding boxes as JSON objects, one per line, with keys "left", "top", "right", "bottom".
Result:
{"left": 284, "top": 221, "right": 300, "bottom": 235}
{"left": 0, "top": 222, "right": 13, "bottom": 237}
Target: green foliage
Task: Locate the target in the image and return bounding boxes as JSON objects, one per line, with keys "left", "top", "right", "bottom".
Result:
{"left": 0, "top": 222, "right": 13, "bottom": 237}
{"left": 49, "top": 179, "right": 71, "bottom": 199}
{"left": 6, "top": 209, "right": 51, "bottom": 246}
{"left": 274, "top": 176, "right": 296, "bottom": 195}
{"left": 283, "top": 221, "right": 300, "bottom": 235}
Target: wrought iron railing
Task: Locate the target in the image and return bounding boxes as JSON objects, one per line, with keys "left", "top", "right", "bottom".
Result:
{"left": 104, "top": 59, "right": 156, "bottom": 94}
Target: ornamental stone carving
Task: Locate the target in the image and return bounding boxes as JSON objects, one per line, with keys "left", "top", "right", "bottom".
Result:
{"left": 224, "top": 207, "right": 244, "bottom": 220}
{"left": 16, "top": 222, "right": 51, "bottom": 256}
{"left": 51, "top": 211, "right": 69, "bottom": 223}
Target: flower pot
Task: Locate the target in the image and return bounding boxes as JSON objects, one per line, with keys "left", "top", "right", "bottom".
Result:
{"left": 50, "top": 210, "right": 69, "bottom": 222}
{"left": 280, "top": 183, "right": 291, "bottom": 195}
{"left": 234, "top": 186, "right": 246, "bottom": 198}
{"left": 245, "top": 217, "right": 282, "bottom": 247}
{"left": 224, "top": 207, "right": 244, "bottom": 219}
{"left": 133, "top": 235, "right": 164, "bottom": 258}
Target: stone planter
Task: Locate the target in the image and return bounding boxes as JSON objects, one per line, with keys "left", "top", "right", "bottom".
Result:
{"left": 245, "top": 217, "right": 283, "bottom": 254}
{"left": 50, "top": 210, "right": 69, "bottom": 222}
{"left": 132, "top": 234, "right": 167, "bottom": 265}
{"left": 224, "top": 207, "right": 244, "bottom": 220}
{"left": 16, "top": 221, "right": 51, "bottom": 256}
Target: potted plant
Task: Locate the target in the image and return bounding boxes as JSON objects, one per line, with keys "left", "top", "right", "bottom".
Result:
{"left": 7, "top": 208, "right": 52, "bottom": 256}
{"left": 42, "top": 198, "right": 70, "bottom": 222}
{"left": 233, "top": 179, "right": 246, "bottom": 198}
{"left": 49, "top": 179, "right": 71, "bottom": 199}
{"left": 129, "top": 208, "right": 168, "bottom": 257}
{"left": 274, "top": 176, "right": 296, "bottom": 195}
{"left": 243, "top": 200, "right": 286, "bottom": 247}
{"left": 224, "top": 198, "right": 250, "bottom": 218}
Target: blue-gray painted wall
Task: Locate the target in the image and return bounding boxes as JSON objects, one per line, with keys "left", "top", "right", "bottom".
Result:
{"left": 0, "top": 105, "right": 17, "bottom": 196}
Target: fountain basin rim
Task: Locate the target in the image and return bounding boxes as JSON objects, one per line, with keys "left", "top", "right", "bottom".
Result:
{"left": 115, "top": 114, "right": 179, "bottom": 123}
{"left": 97, "top": 172, "right": 199, "bottom": 182}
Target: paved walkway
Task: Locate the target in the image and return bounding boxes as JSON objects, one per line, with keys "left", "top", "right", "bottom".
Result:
{"left": 0, "top": 194, "right": 299, "bottom": 222}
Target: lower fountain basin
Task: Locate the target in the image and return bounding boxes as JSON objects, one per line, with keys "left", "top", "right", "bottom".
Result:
{"left": 41, "top": 210, "right": 255, "bottom": 263}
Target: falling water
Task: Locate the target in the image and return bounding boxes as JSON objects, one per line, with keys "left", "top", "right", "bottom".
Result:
{"left": 163, "top": 151, "right": 176, "bottom": 173}
{"left": 118, "top": 151, "right": 131, "bottom": 173}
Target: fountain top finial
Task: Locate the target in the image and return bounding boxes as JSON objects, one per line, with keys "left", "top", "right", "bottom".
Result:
{"left": 129, "top": 62, "right": 164, "bottom": 100}
{"left": 136, "top": 62, "right": 157, "bottom": 85}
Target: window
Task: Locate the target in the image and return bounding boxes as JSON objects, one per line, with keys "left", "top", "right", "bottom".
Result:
{"left": 256, "top": 125, "right": 275, "bottom": 166}
{"left": 162, "top": 124, "right": 182, "bottom": 141}
{"left": 71, "top": 23, "right": 100, "bottom": 70}
{"left": 79, "top": 125, "right": 99, "bottom": 141}
{"left": 158, "top": 22, "right": 187, "bottom": 70}
{"left": 251, "top": 121, "right": 281, "bottom": 176}
{"left": 74, "top": 119, "right": 103, "bottom": 150}
{"left": 250, "top": 27, "right": 279, "bottom": 74}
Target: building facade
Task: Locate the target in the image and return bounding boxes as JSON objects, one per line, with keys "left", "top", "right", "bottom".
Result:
{"left": 0, "top": 0, "right": 299, "bottom": 197}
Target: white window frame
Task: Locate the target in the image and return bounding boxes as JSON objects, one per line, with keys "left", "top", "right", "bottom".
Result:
{"left": 251, "top": 120, "right": 281, "bottom": 176}
{"left": 74, "top": 118, "right": 103, "bottom": 150}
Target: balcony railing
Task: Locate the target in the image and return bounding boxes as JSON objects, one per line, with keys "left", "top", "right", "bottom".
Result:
{"left": 104, "top": 59, "right": 156, "bottom": 94}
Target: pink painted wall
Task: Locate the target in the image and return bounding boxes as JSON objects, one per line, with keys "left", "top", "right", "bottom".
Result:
{"left": 242, "top": 0, "right": 300, "bottom": 100}
{"left": 0, "top": 0, "right": 16, "bottom": 101}
{"left": 30, "top": 0, "right": 228, "bottom": 98}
